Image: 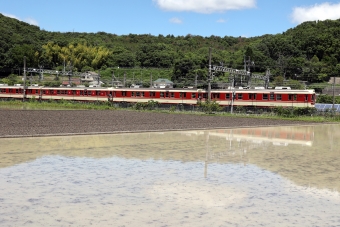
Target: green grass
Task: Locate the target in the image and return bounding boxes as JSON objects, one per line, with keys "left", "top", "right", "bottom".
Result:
{"left": 1, "top": 100, "right": 340, "bottom": 123}
{"left": 0, "top": 100, "right": 116, "bottom": 110}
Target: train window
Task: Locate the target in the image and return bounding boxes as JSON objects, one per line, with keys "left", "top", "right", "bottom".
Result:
{"left": 203, "top": 93, "right": 207, "bottom": 99}
{"left": 149, "top": 92, "right": 155, "bottom": 97}
{"left": 160, "top": 92, "right": 164, "bottom": 97}
{"left": 237, "top": 93, "right": 242, "bottom": 100}
{"left": 16, "top": 89, "right": 19, "bottom": 94}
{"left": 166, "top": 92, "right": 169, "bottom": 98}
{"left": 294, "top": 94, "right": 297, "bottom": 100}
{"left": 276, "top": 94, "right": 282, "bottom": 100}
{"left": 57, "top": 90, "right": 60, "bottom": 94}
{"left": 122, "top": 91, "right": 126, "bottom": 97}
{"left": 192, "top": 93, "right": 196, "bottom": 99}
{"left": 212, "top": 93, "right": 220, "bottom": 99}
{"left": 288, "top": 94, "right": 293, "bottom": 100}
{"left": 263, "top": 94, "right": 268, "bottom": 100}
{"left": 136, "top": 92, "right": 140, "bottom": 97}
{"left": 180, "top": 92, "right": 187, "bottom": 98}
{"left": 131, "top": 91, "right": 135, "bottom": 97}
{"left": 226, "top": 93, "right": 230, "bottom": 99}
{"left": 141, "top": 92, "right": 144, "bottom": 97}
{"left": 171, "top": 92, "right": 174, "bottom": 98}
{"left": 270, "top": 93, "right": 274, "bottom": 100}
{"left": 305, "top": 95, "right": 308, "bottom": 101}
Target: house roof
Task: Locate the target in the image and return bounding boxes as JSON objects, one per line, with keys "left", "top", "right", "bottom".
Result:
{"left": 62, "top": 78, "right": 81, "bottom": 85}
{"left": 153, "top": 78, "right": 173, "bottom": 84}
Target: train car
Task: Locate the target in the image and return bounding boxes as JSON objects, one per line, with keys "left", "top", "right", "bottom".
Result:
{"left": 0, "top": 84, "right": 316, "bottom": 108}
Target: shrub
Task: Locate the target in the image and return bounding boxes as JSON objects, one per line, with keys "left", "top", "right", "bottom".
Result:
{"left": 134, "top": 100, "right": 159, "bottom": 110}
{"left": 169, "top": 105, "right": 176, "bottom": 112}
{"left": 198, "top": 100, "right": 222, "bottom": 113}
{"left": 273, "top": 106, "right": 317, "bottom": 117}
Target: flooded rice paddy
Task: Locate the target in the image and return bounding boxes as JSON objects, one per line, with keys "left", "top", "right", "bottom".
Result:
{"left": 0, "top": 124, "right": 339, "bottom": 226}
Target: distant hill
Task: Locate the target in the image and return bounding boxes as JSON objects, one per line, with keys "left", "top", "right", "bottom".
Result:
{"left": 1, "top": 13, "right": 340, "bottom": 86}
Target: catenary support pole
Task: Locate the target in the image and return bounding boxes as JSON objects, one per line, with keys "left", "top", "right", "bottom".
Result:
{"left": 208, "top": 47, "right": 212, "bottom": 101}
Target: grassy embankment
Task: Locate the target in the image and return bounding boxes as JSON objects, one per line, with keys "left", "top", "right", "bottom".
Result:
{"left": 1, "top": 99, "right": 339, "bottom": 123}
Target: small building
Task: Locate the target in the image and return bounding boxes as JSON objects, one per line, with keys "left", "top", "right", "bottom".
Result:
{"left": 153, "top": 79, "right": 173, "bottom": 88}
{"left": 79, "top": 71, "right": 103, "bottom": 86}
{"left": 80, "top": 71, "right": 96, "bottom": 82}
{"left": 329, "top": 77, "right": 340, "bottom": 84}
{"left": 62, "top": 78, "right": 81, "bottom": 86}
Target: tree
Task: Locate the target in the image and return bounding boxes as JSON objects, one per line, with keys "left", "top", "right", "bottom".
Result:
{"left": 8, "top": 44, "right": 37, "bottom": 69}
{"left": 273, "top": 76, "right": 284, "bottom": 87}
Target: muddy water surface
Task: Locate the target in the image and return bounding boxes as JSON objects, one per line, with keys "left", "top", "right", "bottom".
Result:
{"left": 0, "top": 124, "right": 339, "bottom": 226}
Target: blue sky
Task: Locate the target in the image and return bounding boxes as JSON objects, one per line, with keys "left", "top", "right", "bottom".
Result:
{"left": 2, "top": 0, "right": 340, "bottom": 38}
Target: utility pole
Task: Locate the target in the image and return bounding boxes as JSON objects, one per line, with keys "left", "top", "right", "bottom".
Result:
{"left": 150, "top": 73, "right": 153, "bottom": 88}
{"left": 208, "top": 47, "right": 212, "bottom": 101}
{"left": 98, "top": 69, "right": 101, "bottom": 87}
{"left": 38, "top": 63, "right": 44, "bottom": 81}
{"left": 69, "top": 61, "right": 72, "bottom": 86}
{"left": 23, "top": 56, "right": 26, "bottom": 101}
{"left": 244, "top": 56, "right": 255, "bottom": 87}
{"left": 123, "top": 72, "right": 126, "bottom": 87}
{"left": 332, "top": 76, "right": 335, "bottom": 115}
{"left": 230, "top": 78, "right": 235, "bottom": 114}
{"left": 244, "top": 55, "right": 247, "bottom": 71}
{"left": 195, "top": 73, "right": 198, "bottom": 88}
{"left": 112, "top": 71, "right": 114, "bottom": 87}
{"left": 265, "top": 69, "right": 270, "bottom": 89}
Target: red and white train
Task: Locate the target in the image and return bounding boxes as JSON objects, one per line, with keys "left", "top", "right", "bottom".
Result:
{"left": 0, "top": 85, "right": 316, "bottom": 108}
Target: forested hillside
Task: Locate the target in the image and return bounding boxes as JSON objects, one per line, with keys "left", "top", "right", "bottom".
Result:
{"left": 1, "top": 13, "right": 340, "bottom": 87}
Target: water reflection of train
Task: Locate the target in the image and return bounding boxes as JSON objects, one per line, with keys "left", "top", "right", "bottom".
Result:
{"left": 183, "top": 126, "right": 314, "bottom": 147}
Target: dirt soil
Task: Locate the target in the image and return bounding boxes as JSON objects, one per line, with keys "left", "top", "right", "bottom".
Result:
{"left": 0, "top": 110, "right": 319, "bottom": 137}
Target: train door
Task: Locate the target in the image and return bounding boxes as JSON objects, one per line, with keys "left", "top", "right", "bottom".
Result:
{"left": 249, "top": 93, "right": 257, "bottom": 100}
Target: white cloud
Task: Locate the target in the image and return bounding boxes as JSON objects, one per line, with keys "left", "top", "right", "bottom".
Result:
{"left": 291, "top": 2, "right": 340, "bottom": 24}
{"left": 216, "top": 19, "right": 226, "bottom": 23}
{"left": 2, "top": 12, "right": 39, "bottom": 26}
{"left": 2, "top": 13, "right": 20, "bottom": 20}
{"left": 25, "top": 17, "right": 39, "bottom": 26}
{"left": 169, "top": 17, "right": 183, "bottom": 24}
{"left": 153, "top": 0, "right": 256, "bottom": 14}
